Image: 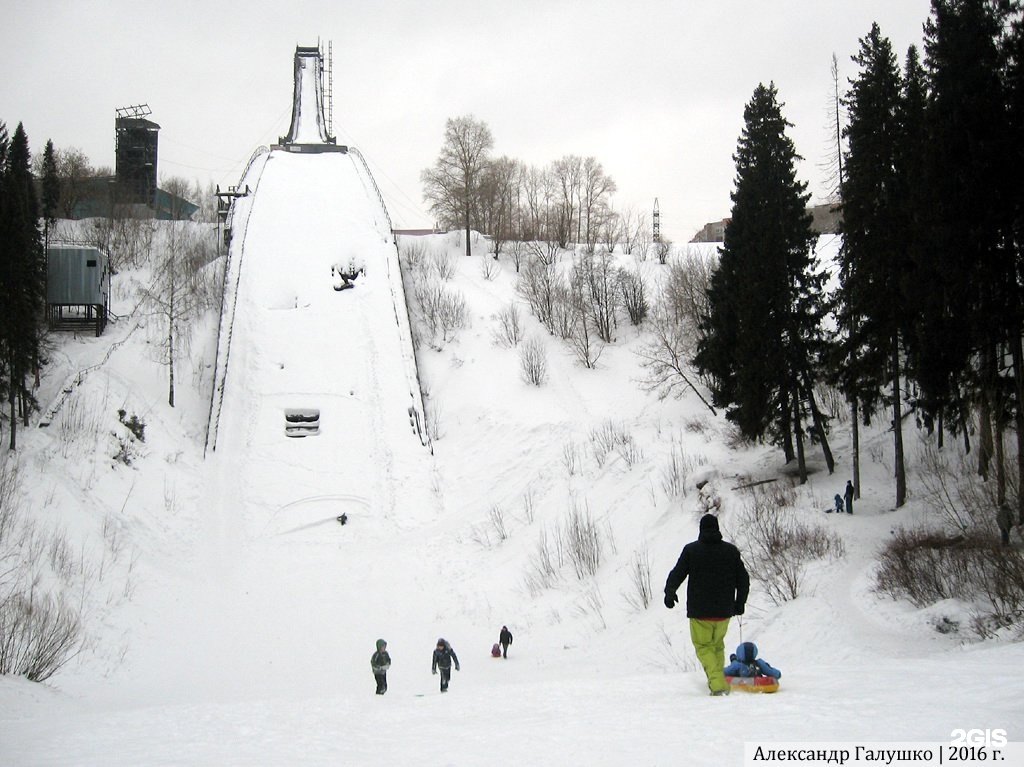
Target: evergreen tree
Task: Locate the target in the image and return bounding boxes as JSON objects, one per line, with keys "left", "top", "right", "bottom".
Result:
{"left": 1002, "top": 8, "right": 1024, "bottom": 522}
{"left": 0, "top": 123, "right": 44, "bottom": 449}
{"left": 695, "top": 83, "right": 832, "bottom": 481}
{"left": 41, "top": 139, "right": 59, "bottom": 250}
{"left": 916, "top": 0, "right": 1016, "bottom": 491}
{"left": 838, "top": 23, "right": 911, "bottom": 507}
{"left": 0, "top": 120, "right": 9, "bottom": 443}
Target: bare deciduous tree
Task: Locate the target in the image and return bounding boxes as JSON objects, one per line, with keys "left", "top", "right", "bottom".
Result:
{"left": 142, "top": 183, "right": 217, "bottom": 406}
{"left": 516, "top": 256, "right": 560, "bottom": 329}
{"left": 421, "top": 115, "right": 494, "bottom": 257}
{"left": 572, "top": 251, "right": 619, "bottom": 344}
{"left": 636, "top": 305, "right": 717, "bottom": 414}
{"left": 54, "top": 147, "right": 94, "bottom": 218}
{"left": 581, "top": 157, "right": 617, "bottom": 251}
{"left": 551, "top": 155, "right": 583, "bottom": 248}
{"left": 479, "top": 156, "right": 520, "bottom": 260}
{"left": 618, "top": 266, "right": 648, "bottom": 326}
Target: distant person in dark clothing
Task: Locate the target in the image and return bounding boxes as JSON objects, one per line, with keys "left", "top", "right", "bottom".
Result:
{"left": 431, "top": 638, "right": 460, "bottom": 692}
{"left": 997, "top": 503, "right": 1013, "bottom": 546}
{"left": 844, "top": 480, "right": 855, "bottom": 515}
{"left": 499, "top": 626, "right": 513, "bottom": 658}
{"left": 832, "top": 494, "right": 843, "bottom": 514}
{"left": 370, "top": 638, "right": 391, "bottom": 695}
{"left": 664, "top": 514, "right": 750, "bottom": 696}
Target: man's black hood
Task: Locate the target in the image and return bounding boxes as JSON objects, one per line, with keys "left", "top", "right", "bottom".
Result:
{"left": 698, "top": 513, "right": 723, "bottom": 544}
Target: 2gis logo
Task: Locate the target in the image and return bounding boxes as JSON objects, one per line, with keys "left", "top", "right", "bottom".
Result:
{"left": 950, "top": 728, "right": 1008, "bottom": 747}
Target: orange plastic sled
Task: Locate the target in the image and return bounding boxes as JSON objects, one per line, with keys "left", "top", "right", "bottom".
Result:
{"left": 725, "top": 675, "right": 780, "bottom": 693}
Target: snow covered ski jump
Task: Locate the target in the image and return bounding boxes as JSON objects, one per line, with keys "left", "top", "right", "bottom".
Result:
{"left": 205, "top": 44, "right": 431, "bottom": 530}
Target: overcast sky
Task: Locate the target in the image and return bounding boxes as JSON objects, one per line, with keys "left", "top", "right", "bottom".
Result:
{"left": 2, "top": 0, "right": 932, "bottom": 243}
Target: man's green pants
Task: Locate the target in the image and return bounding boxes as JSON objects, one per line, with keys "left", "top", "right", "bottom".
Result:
{"left": 689, "top": 618, "right": 730, "bottom": 693}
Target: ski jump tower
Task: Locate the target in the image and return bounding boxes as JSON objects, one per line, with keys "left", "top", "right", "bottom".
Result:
{"left": 206, "top": 44, "right": 430, "bottom": 527}
{"left": 274, "top": 45, "right": 345, "bottom": 152}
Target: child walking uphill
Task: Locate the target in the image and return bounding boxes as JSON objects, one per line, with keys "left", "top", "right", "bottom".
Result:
{"left": 431, "top": 638, "right": 460, "bottom": 692}
{"left": 371, "top": 639, "right": 391, "bottom": 695}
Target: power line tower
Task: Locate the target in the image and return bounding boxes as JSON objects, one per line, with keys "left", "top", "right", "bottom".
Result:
{"left": 653, "top": 198, "right": 661, "bottom": 243}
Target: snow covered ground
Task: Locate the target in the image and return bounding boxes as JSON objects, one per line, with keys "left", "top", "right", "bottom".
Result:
{"left": 2, "top": 140, "right": 1022, "bottom": 764}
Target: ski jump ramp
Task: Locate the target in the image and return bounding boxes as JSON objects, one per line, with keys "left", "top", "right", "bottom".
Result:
{"left": 207, "top": 45, "right": 430, "bottom": 529}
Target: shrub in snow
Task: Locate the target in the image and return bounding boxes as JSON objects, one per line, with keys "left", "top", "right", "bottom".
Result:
{"left": 519, "top": 337, "right": 548, "bottom": 386}
{"left": 489, "top": 505, "right": 509, "bottom": 542}
{"left": 0, "top": 459, "right": 85, "bottom": 682}
{"left": 659, "top": 442, "right": 708, "bottom": 498}
{"left": 480, "top": 255, "right": 499, "bottom": 281}
{"left": 738, "top": 484, "right": 845, "bottom": 605}
{"left": 492, "top": 303, "right": 523, "bottom": 348}
{"left": 0, "top": 592, "right": 84, "bottom": 682}
{"left": 623, "top": 546, "right": 653, "bottom": 611}
{"left": 618, "top": 266, "right": 648, "bottom": 326}
{"left": 562, "top": 441, "right": 582, "bottom": 476}
{"left": 516, "top": 256, "right": 559, "bottom": 331}
{"left": 564, "top": 505, "right": 604, "bottom": 580}
{"left": 431, "top": 250, "right": 456, "bottom": 281}
{"left": 412, "top": 282, "right": 468, "bottom": 348}
{"left": 398, "top": 238, "right": 430, "bottom": 274}
{"left": 874, "top": 527, "right": 1024, "bottom": 639}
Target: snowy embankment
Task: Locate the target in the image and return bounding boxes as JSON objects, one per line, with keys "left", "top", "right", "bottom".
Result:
{"left": 1, "top": 226, "right": 1021, "bottom": 765}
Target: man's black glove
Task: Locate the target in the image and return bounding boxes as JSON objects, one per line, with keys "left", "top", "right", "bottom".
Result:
{"left": 664, "top": 592, "right": 678, "bottom": 609}
{"left": 734, "top": 602, "right": 745, "bottom": 616}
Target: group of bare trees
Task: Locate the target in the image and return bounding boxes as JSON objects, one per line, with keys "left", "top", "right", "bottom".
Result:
{"left": 514, "top": 247, "right": 660, "bottom": 370}
{"left": 422, "top": 116, "right": 645, "bottom": 260}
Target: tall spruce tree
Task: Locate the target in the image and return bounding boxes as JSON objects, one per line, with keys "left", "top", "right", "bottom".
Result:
{"left": 0, "top": 123, "right": 44, "bottom": 449}
{"left": 1003, "top": 8, "right": 1024, "bottom": 522}
{"left": 839, "top": 23, "right": 911, "bottom": 508}
{"left": 915, "top": 0, "right": 1016, "bottom": 496}
{"left": 41, "top": 139, "right": 59, "bottom": 251}
{"left": 0, "top": 120, "right": 9, "bottom": 445}
{"left": 695, "top": 83, "right": 832, "bottom": 481}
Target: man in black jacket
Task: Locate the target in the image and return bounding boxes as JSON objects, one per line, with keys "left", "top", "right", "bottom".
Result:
{"left": 499, "top": 626, "right": 513, "bottom": 658}
{"left": 664, "top": 514, "right": 750, "bottom": 696}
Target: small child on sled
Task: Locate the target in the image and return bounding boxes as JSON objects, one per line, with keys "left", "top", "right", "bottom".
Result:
{"left": 723, "top": 641, "right": 781, "bottom": 679}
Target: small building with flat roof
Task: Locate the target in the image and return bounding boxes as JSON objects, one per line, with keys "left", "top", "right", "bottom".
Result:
{"left": 46, "top": 245, "right": 111, "bottom": 336}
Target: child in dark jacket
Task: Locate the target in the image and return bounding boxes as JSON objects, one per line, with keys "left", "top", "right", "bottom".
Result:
{"left": 723, "top": 641, "right": 781, "bottom": 679}
{"left": 371, "top": 639, "right": 391, "bottom": 695}
{"left": 431, "top": 638, "right": 460, "bottom": 692}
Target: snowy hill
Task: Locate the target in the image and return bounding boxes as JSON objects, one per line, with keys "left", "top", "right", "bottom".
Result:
{"left": 1, "top": 50, "right": 1021, "bottom": 761}
{"left": 1, "top": 220, "right": 1022, "bottom": 764}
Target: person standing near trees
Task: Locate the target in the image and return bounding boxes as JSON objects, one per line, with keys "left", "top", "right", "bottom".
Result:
{"left": 845, "top": 480, "right": 855, "bottom": 515}
{"left": 997, "top": 503, "right": 1013, "bottom": 547}
{"left": 664, "top": 514, "right": 750, "bottom": 696}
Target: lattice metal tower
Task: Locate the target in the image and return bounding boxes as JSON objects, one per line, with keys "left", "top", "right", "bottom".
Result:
{"left": 325, "top": 40, "right": 334, "bottom": 138}
{"left": 115, "top": 104, "right": 159, "bottom": 206}
{"left": 653, "top": 198, "right": 661, "bottom": 243}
